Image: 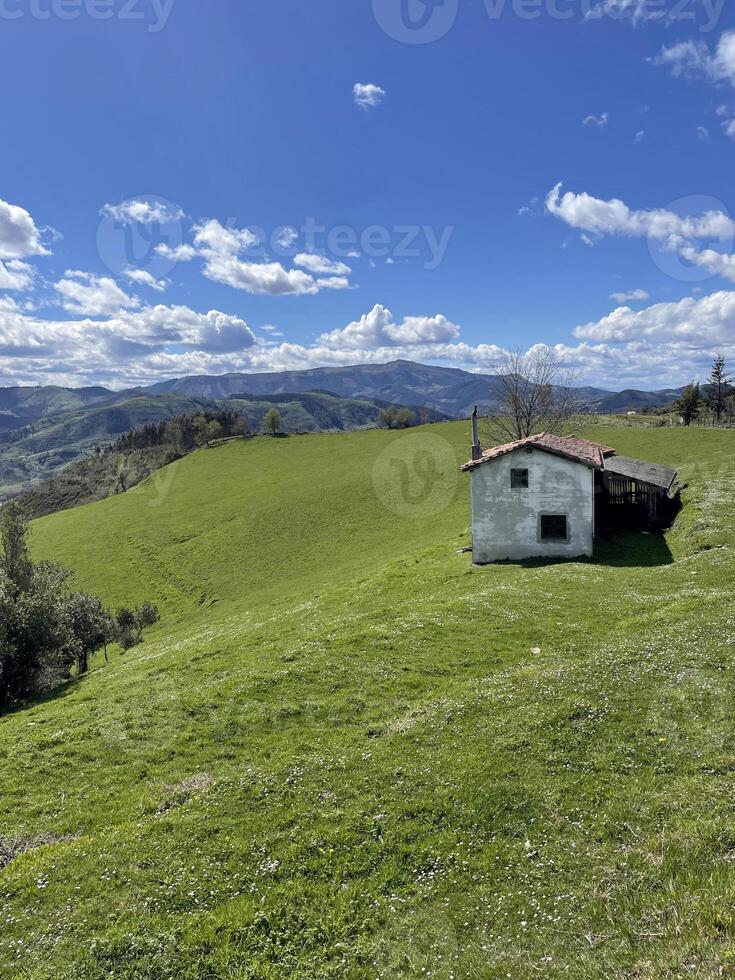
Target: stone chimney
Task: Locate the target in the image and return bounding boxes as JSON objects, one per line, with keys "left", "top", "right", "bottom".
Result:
{"left": 471, "top": 405, "right": 482, "bottom": 461}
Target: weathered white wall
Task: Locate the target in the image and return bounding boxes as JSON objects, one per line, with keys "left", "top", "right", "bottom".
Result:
{"left": 470, "top": 448, "right": 594, "bottom": 563}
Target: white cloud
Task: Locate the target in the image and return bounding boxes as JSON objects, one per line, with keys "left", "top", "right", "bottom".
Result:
{"left": 652, "top": 31, "right": 735, "bottom": 88}
{"left": 353, "top": 83, "right": 385, "bottom": 110}
{"left": 697, "top": 125, "right": 712, "bottom": 142}
{"left": 546, "top": 183, "right": 735, "bottom": 242}
{"left": 583, "top": 112, "right": 609, "bottom": 128}
{"left": 0, "top": 199, "right": 50, "bottom": 260}
{"left": 547, "top": 183, "right": 735, "bottom": 287}
{"left": 610, "top": 288, "right": 650, "bottom": 303}
{"left": 202, "top": 256, "right": 325, "bottom": 296}
{"left": 0, "top": 260, "right": 35, "bottom": 291}
{"left": 315, "top": 275, "right": 352, "bottom": 291}
{"left": 634, "top": 130, "right": 645, "bottom": 143}
{"left": 155, "top": 243, "right": 197, "bottom": 262}
{"left": 122, "top": 268, "right": 168, "bottom": 291}
{"left": 293, "top": 253, "right": 352, "bottom": 276}
{"left": 101, "top": 198, "right": 184, "bottom": 225}
{"left": 575, "top": 289, "right": 735, "bottom": 345}
{"left": 677, "top": 244, "right": 735, "bottom": 282}
{"left": 193, "top": 218, "right": 260, "bottom": 254}
{"left": 161, "top": 218, "right": 353, "bottom": 296}
{"left": 0, "top": 291, "right": 732, "bottom": 390}
{"left": 54, "top": 271, "right": 140, "bottom": 316}
{"left": 318, "top": 304, "right": 460, "bottom": 349}
{"left": 274, "top": 226, "right": 298, "bottom": 249}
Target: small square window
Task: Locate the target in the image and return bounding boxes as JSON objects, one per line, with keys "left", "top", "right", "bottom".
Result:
{"left": 510, "top": 468, "right": 529, "bottom": 489}
{"left": 540, "top": 514, "right": 568, "bottom": 541}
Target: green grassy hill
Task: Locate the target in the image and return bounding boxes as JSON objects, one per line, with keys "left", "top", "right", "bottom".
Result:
{"left": 2, "top": 423, "right": 735, "bottom": 978}
{"left": 0, "top": 394, "right": 214, "bottom": 500}
{"left": 0, "top": 389, "right": 444, "bottom": 503}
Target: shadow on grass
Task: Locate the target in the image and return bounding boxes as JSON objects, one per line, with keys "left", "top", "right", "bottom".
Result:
{"left": 500, "top": 529, "right": 675, "bottom": 571}
{"left": 0, "top": 660, "right": 108, "bottom": 720}
{"left": 591, "top": 528, "right": 674, "bottom": 567}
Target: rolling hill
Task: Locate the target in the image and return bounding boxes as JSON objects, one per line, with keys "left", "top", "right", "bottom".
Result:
{"left": 1, "top": 422, "right": 734, "bottom": 977}
{"left": 0, "top": 363, "right": 689, "bottom": 504}
{"left": 0, "top": 389, "right": 447, "bottom": 502}
{"left": 0, "top": 384, "right": 112, "bottom": 432}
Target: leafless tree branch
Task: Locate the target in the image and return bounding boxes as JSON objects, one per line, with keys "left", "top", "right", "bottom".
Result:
{"left": 480, "top": 347, "right": 581, "bottom": 448}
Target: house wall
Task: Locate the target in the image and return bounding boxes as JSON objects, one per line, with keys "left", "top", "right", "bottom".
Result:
{"left": 470, "top": 448, "right": 594, "bottom": 563}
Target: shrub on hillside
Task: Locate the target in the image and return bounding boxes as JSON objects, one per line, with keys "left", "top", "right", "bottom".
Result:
{"left": 115, "top": 602, "right": 160, "bottom": 651}
{"left": 378, "top": 406, "right": 415, "bottom": 429}
{"left": 0, "top": 504, "right": 159, "bottom": 713}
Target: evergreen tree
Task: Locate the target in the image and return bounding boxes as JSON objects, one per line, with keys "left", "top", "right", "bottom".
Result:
{"left": 674, "top": 382, "right": 702, "bottom": 426}
{"left": 707, "top": 354, "right": 732, "bottom": 426}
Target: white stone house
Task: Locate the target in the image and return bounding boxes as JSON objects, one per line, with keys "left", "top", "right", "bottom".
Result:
{"left": 461, "top": 414, "right": 678, "bottom": 564}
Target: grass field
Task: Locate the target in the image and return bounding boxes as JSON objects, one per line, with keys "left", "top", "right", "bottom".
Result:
{"left": 1, "top": 421, "right": 735, "bottom": 978}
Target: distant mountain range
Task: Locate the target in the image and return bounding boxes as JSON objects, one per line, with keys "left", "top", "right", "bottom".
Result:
{"left": 146, "top": 359, "right": 684, "bottom": 417}
{"left": 0, "top": 359, "right": 685, "bottom": 501}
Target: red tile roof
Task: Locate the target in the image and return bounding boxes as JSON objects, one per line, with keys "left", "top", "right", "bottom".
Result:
{"left": 461, "top": 432, "right": 616, "bottom": 472}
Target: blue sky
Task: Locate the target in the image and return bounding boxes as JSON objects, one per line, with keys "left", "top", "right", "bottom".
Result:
{"left": 1, "top": 0, "right": 735, "bottom": 389}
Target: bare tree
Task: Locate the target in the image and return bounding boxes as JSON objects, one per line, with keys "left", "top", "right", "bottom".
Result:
{"left": 480, "top": 347, "right": 580, "bottom": 447}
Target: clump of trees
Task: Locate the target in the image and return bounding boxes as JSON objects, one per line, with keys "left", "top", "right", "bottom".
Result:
{"left": 113, "top": 409, "right": 250, "bottom": 455}
{"left": 378, "top": 406, "right": 415, "bottom": 429}
{"left": 0, "top": 505, "right": 159, "bottom": 714}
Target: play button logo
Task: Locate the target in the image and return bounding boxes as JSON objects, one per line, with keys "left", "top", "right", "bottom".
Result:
{"left": 372, "top": 0, "right": 458, "bottom": 43}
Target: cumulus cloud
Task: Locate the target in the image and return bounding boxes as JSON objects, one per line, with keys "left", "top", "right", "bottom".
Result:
{"left": 610, "top": 288, "right": 649, "bottom": 303}
{"left": 274, "top": 226, "right": 298, "bottom": 250}
{"left": 122, "top": 268, "right": 168, "bottom": 291}
{"left": 0, "top": 289, "right": 732, "bottom": 390}
{"left": 155, "top": 243, "right": 197, "bottom": 262}
{"left": 318, "top": 304, "right": 460, "bottom": 349}
{"left": 353, "top": 83, "right": 385, "bottom": 110}
{"left": 293, "top": 253, "right": 352, "bottom": 276}
{"left": 0, "top": 199, "right": 50, "bottom": 260}
{"left": 54, "top": 271, "right": 140, "bottom": 316}
{"left": 547, "top": 183, "right": 735, "bottom": 286}
{"left": 158, "top": 218, "right": 353, "bottom": 296}
{"left": 575, "top": 290, "right": 735, "bottom": 347}
{"left": 546, "top": 183, "right": 735, "bottom": 242}
{"left": 0, "top": 260, "right": 35, "bottom": 291}
{"left": 101, "top": 198, "right": 184, "bottom": 225}
{"left": 0, "top": 301, "right": 256, "bottom": 381}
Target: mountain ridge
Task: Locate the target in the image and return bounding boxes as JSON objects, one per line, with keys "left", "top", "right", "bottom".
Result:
{"left": 0, "top": 359, "right": 686, "bottom": 427}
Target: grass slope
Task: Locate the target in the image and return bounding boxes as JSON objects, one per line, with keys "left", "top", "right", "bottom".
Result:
{"left": 1, "top": 423, "right": 734, "bottom": 978}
